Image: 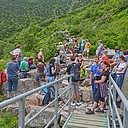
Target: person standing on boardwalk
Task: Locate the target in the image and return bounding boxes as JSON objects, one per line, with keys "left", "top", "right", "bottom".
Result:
{"left": 90, "top": 56, "right": 102, "bottom": 103}
{"left": 66, "top": 56, "right": 81, "bottom": 106}
{"left": 86, "top": 60, "right": 109, "bottom": 114}
{"left": 6, "top": 57, "right": 19, "bottom": 99}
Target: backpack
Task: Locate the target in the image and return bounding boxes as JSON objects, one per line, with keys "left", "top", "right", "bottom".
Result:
{"left": 42, "top": 86, "right": 55, "bottom": 105}
{"left": 70, "top": 64, "right": 80, "bottom": 82}
{"left": 0, "top": 72, "right": 7, "bottom": 83}
{"left": 44, "top": 64, "right": 51, "bottom": 76}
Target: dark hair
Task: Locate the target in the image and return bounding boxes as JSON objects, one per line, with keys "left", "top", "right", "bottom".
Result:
{"left": 115, "top": 47, "right": 120, "bottom": 51}
{"left": 12, "top": 57, "right": 16, "bottom": 61}
{"left": 49, "top": 58, "right": 55, "bottom": 65}
{"left": 70, "top": 56, "right": 75, "bottom": 61}
{"left": 104, "top": 45, "right": 107, "bottom": 49}
{"left": 119, "top": 54, "right": 126, "bottom": 62}
{"left": 38, "top": 58, "right": 42, "bottom": 62}
{"left": 123, "top": 50, "right": 128, "bottom": 55}
{"left": 54, "top": 53, "right": 58, "bottom": 57}
{"left": 101, "top": 60, "right": 110, "bottom": 67}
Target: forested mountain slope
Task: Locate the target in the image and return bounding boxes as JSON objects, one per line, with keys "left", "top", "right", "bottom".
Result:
{"left": 0, "top": 0, "right": 92, "bottom": 39}
{"left": 0, "top": 0, "right": 128, "bottom": 70}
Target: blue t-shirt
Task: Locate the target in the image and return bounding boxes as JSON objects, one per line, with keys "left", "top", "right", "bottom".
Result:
{"left": 81, "top": 40, "right": 86, "bottom": 47}
{"left": 41, "top": 84, "right": 48, "bottom": 93}
{"left": 115, "top": 51, "right": 123, "bottom": 60}
{"left": 6, "top": 61, "right": 19, "bottom": 78}
{"left": 91, "top": 63, "right": 102, "bottom": 78}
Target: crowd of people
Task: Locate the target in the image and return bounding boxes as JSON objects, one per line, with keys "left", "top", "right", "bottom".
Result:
{"left": 5, "top": 39, "right": 128, "bottom": 114}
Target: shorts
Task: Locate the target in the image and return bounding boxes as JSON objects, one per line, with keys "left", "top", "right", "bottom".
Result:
{"left": 84, "top": 48, "right": 90, "bottom": 52}
{"left": 94, "top": 87, "right": 105, "bottom": 103}
{"left": 36, "top": 93, "right": 45, "bottom": 101}
{"left": 71, "top": 82, "right": 80, "bottom": 93}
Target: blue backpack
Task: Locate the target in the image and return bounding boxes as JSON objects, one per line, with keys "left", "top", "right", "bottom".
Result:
{"left": 44, "top": 64, "right": 51, "bottom": 76}
{"left": 42, "top": 86, "right": 55, "bottom": 105}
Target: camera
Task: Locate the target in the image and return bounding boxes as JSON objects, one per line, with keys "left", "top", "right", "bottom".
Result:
{"left": 94, "top": 75, "right": 101, "bottom": 81}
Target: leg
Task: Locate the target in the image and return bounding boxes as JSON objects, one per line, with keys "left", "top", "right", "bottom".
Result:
{"left": 99, "top": 97, "right": 105, "bottom": 109}
{"left": 12, "top": 77, "right": 18, "bottom": 98}
{"left": 7, "top": 78, "right": 13, "bottom": 99}
{"left": 72, "top": 93, "right": 76, "bottom": 103}
{"left": 87, "top": 51, "right": 89, "bottom": 59}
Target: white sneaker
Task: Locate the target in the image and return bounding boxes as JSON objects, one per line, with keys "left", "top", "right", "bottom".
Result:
{"left": 76, "top": 102, "right": 82, "bottom": 106}
{"left": 71, "top": 102, "right": 76, "bottom": 106}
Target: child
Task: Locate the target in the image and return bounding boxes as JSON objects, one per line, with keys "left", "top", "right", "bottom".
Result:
{"left": 36, "top": 78, "right": 48, "bottom": 106}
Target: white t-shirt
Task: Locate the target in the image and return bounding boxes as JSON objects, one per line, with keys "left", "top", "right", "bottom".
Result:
{"left": 116, "top": 62, "right": 127, "bottom": 74}
{"left": 10, "top": 48, "right": 21, "bottom": 56}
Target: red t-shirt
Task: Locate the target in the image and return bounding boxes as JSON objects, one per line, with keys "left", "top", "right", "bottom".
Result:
{"left": 102, "top": 56, "right": 110, "bottom": 64}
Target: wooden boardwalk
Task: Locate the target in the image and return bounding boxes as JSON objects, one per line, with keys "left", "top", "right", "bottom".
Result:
{"left": 64, "top": 113, "right": 108, "bottom": 128}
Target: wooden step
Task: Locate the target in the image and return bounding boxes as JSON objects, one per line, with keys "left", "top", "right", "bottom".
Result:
{"left": 64, "top": 113, "right": 108, "bottom": 128}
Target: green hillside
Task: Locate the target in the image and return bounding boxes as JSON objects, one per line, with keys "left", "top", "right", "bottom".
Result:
{"left": 0, "top": 0, "right": 128, "bottom": 70}
{"left": 0, "top": 0, "right": 91, "bottom": 39}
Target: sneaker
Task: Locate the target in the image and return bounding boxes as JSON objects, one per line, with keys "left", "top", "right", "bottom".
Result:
{"left": 76, "top": 102, "right": 82, "bottom": 106}
{"left": 95, "top": 108, "right": 104, "bottom": 113}
{"left": 85, "top": 108, "right": 94, "bottom": 114}
{"left": 71, "top": 102, "right": 76, "bottom": 106}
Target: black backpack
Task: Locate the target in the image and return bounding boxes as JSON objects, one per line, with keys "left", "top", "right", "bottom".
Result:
{"left": 70, "top": 64, "right": 80, "bottom": 82}
{"left": 42, "top": 86, "right": 55, "bottom": 105}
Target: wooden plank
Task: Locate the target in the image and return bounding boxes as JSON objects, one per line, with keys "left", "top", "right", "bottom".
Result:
{"left": 64, "top": 113, "right": 108, "bottom": 128}
{"left": 66, "top": 122, "right": 107, "bottom": 128}
{"left": 71, "top": 115, "right": 107, "bottom": 122}
{"left": 68, "top": 119, "right": 107, "bottom": 127}
{"left": 73, "top": 113, "right": 107, "bottom": 118}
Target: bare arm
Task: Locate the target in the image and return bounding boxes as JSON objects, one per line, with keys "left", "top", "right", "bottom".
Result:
{"left": 51, "top": 67, "right": 56, "bottom": 74}
{"left": 95, "top": 76, "right": 106, "bottom": 84}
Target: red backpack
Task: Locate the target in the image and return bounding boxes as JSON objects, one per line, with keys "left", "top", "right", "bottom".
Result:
{"left": 0, "top": 72, "right": 7, "bottom": 83}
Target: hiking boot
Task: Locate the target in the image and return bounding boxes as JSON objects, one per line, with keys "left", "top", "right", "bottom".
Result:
{"left": 71, "top": 102, "right": 76, "bottom": 106}
{"left": 76, "top": 102, "right": 82, "bottom": 106}
{"left": 95, "top": 108, "right": 104, "bottom": 113}
{"left": 85, "top": 109, "right": 94, "bottom": 114}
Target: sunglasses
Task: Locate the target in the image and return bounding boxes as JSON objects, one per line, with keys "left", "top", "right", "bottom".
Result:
{"left": 101, "top": 60, "right": 110, "bottom": 66}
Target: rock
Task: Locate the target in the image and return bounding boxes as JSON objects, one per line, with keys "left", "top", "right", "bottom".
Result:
{"left": 80, "top": 78, "right": 90, "bottom": 87}
{"left": 62, "top": 80, "right": 69, "bottom": 87}
{"left": 80, "top": 86, "right": 92, "bottom": 102}
{"left": 26, "top": 94, "right": 38, "bottom": 106}
{"left": 60, "top": 68, "right": 67, "bottom": 75}
{"left": 5, "top": 104, "right": 19, "bottom": 116}
{"left": 2, "top": 78, "right": 38, "bottom": 96}
{"left": 66, "top": 54, "right": 73, "bottom": 57}
{"left": 59, "top": 86, "right": 70, "bottom": 103}
{"left": 60, "top": 64, "right": 67, "bottom": 68}
{"left": 27, "top": 69, "right": 38, "bottom": 79}
{"left": 25, "top": 105, "right": 54, "bottom": 128}
{"left": 66, "top": 57, "right": 70, "bottom": 60}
